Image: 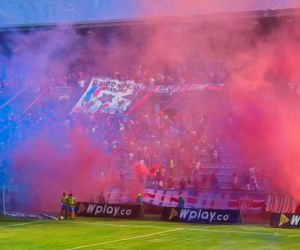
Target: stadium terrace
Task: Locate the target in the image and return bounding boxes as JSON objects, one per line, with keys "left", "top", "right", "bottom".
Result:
{"left": 1, "top": 1, "right": 300, "bottom": 250}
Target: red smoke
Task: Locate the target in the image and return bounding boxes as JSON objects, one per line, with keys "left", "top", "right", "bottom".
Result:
{"left": 13, "top": 129, "right": 114, "bottom": 211}
{"left": 6, "top": 3, "right": 300, "bottom": 213}
{"left": 228, "top": 21, "right": 300, "bottom": 200}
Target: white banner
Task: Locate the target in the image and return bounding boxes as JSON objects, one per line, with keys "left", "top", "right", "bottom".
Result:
{"left": 72, "top": 77, "right": 142, "bottom": 114}
{"left": 72, "top": 77, "right": 224, "bottom": 114}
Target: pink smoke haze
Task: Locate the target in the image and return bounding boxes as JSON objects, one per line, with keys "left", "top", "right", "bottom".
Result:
{"left": 228, "top": 17, "right": 300, "bottom": 200}
{"left": 3, "top": 2, "right": 300, "bottom": 212}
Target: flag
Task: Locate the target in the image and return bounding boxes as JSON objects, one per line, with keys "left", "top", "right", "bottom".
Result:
{"left": 72, "top": 77, "right": 142, "bottom": 114}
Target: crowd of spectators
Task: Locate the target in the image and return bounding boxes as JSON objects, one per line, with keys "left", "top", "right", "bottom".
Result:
{"left": 0, "top": 45, "right": 228, "bottom": 91}
{"left": 0, "top": 38, "right": 265, "bottom": 194}
{"left": 0, "top": 90, "right": 222, "bottom": 190}
{"left": 0, "top": 66, "right": 265, "bottom": 194}
{"left": 69, "top": 103, "right": 221, "bottom": 188}
{"left": 120, "top": 110, "right": 220, "bottom": 190}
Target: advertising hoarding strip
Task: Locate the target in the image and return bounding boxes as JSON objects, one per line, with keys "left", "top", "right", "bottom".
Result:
{"left": 76, "top": 202, "right": 141, "bottom": 219}
{"left": 270, "top": 213, "right": 300, "bottom": 228}
{"left": 161, "top": 207, "right": 241, "bottom": 224}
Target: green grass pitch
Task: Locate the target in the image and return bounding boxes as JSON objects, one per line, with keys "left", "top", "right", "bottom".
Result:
{"left": 0, "top": 216, "right": 300, "bottom": 249}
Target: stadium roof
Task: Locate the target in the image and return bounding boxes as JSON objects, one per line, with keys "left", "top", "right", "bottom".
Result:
{"left": 0, "top": 0, "right": 300, "bottom": 28}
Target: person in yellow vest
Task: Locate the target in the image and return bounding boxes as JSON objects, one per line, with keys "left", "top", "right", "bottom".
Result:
{"left": 68, "top": 193, "right": 76, "bottom": 220}
{"left": 60, "top": 192, "right": 68, "bottom": 219}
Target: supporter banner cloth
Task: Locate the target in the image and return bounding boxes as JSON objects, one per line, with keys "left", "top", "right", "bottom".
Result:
{"left": 162, "top": 207, "right": 241, "bottom": 224}
{"left": 146, "top": 83, "right": 223, "bottom": 94}
{"left": 72, "top": 77, "right": 224, "bottom": 114}
{"left": 265, "top": 195, "right": 298, "bottom": 214}
{"left": 76, "top": 202, "right": 141, "bottom": 219}
{"left": 106, "top": 188, "right": 130, "bottom": 204}
{"left": 72, "top": 77, "right": 142, "bottom": 114}
{"left": 144, "top": 189, "right": 265, "bottom": 210}
{"left": 270, "top": 213, "right": 300, "bottom": 228}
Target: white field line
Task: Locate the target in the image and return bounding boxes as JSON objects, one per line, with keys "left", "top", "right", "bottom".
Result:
{"left": 0, "top": 221, "right": 42, "bottom": 228}
{"left": 71, "top": 221, "right": 300, "bottom": 237}
{"left": 70, "top": 221, "right": 169, "bottom": 229}
{"left": 64, "top": 228, "right": 182, "bottom": 250}
{"left": 183, "top": 227, "right": 289, "bottom": 236}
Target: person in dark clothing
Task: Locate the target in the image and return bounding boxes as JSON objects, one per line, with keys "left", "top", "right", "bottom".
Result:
{"left": 136, "top": 193, "right": 143, "bottom": 205}
{"left": 97, "top": 191, "right": 105, "bottom": 203}
{"left": 211, "top": 173, "right": 219, "bottom": 191}
{"left": 179, "top": 178, "right": 186, "bottom": 190}
{"left": 136, "top": 193, "right": 144, "bottom": 218}
{"left": 177, "top": 195, "right": 185, "bottom": 208}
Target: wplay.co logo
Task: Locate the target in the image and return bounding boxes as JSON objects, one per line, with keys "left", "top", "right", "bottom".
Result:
{"left": 168, "top": 208, "right": 178, "bottom": 220}
{"left": 77, "top": 203, "right": 86, "bottom": 215}
{"left": 278, "top": 213, "right": 289, "bottom": 227}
